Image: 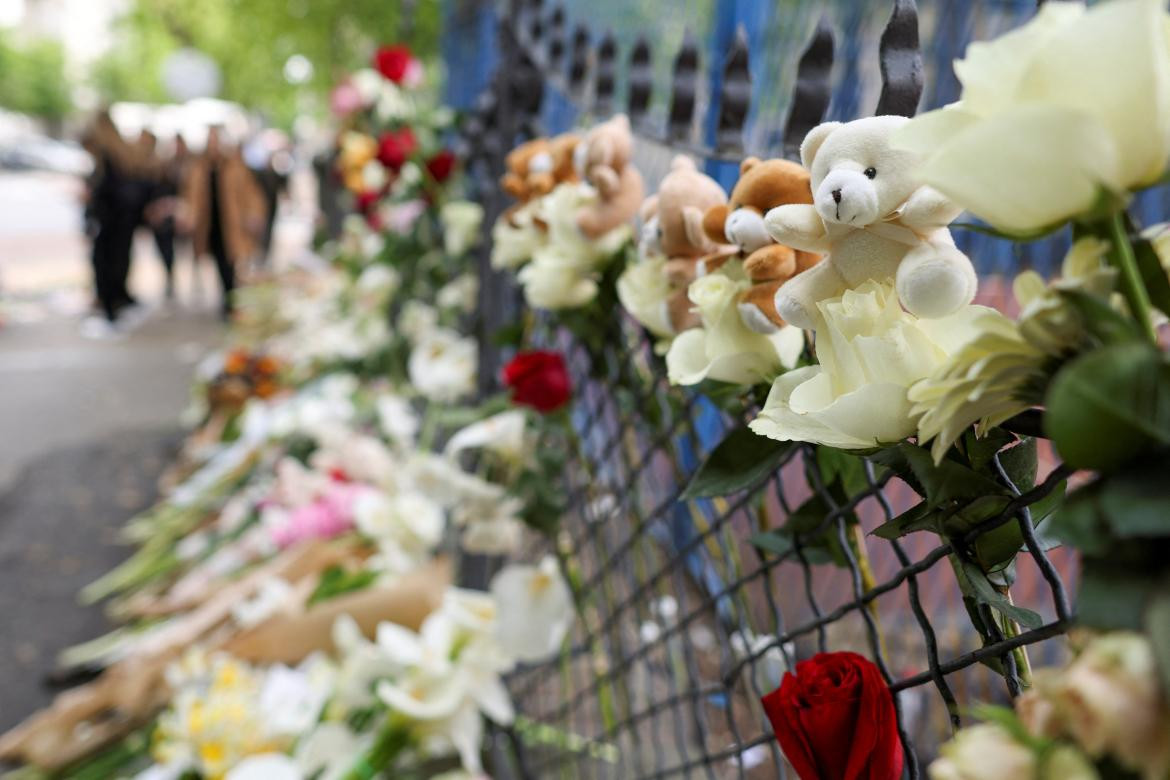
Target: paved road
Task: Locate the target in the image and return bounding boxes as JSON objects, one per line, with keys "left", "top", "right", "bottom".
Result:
{"left": 0, "top": 169, "right": 311, "bottom": 736}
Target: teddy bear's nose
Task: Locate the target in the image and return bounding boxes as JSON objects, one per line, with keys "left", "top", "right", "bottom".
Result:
{"left": 831, "top": 189, "right": 842, "bottom": 204}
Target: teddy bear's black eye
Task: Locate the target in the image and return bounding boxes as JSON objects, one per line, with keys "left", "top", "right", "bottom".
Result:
{"left": 864, "top": 167, "right": 877, "bottom": 179}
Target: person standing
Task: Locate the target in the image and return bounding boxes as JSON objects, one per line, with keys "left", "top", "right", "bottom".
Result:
{"left": 137, "top": 130, "right": 181, "bottom": 300}
{"left": 79, "top": 111, "right": 142, "bottom": 337}
{"left": 181, "top": 127, "right": 266, "bottom": 318}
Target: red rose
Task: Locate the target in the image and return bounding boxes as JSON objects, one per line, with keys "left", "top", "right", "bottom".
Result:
{"left": 425, "top": 149, "right": 457, "bottom": 182}
{"left": 502, "top": 351, "right": 572, "bottom": 413}
{"left": 762, "top": 652, "right": 903, "bottom": 780}
{"left": 355, "top": 190, "right": 380, "bottom": 213}
{"left": 377, "top": 128, "right": 416, "bottom": 171}
{"left": 372, "top": 44, "right": 414, "bottom": 83}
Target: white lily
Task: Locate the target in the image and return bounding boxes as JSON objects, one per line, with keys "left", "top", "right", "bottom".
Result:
{"left": 490, "top": 556, "right": 574, "bottom": 664}
{"left": 444, "top": 410, "right": 529, "bottom": 463}
{"left": 408, "top": 328, "right": 477, "bottom": 403}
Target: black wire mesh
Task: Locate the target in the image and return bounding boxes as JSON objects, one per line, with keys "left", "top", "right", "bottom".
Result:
{"left": 456, "top": 1, "right": 1081, "bottom": 776}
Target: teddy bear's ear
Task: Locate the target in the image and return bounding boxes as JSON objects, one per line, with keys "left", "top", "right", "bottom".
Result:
{"left": 670, "top": 155, "right": 696, "bottom": 173}
{"left": 639, "top": 194, "right": 660, "bottom": 223}
{"left": 681, "top": 205, "right": 709, "bottom": 250}
{"left": 800, "top": 122, "right": 842, "bottom": 170}
{"left": 740, "top": 157, "right": 762, "bottom": 175}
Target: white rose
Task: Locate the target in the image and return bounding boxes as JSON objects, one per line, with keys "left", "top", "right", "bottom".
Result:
{"left": 440, "top": 201, "right": 485, "bottom": 257}
{"left": 929, "top": 724, "right": 1036, "bottom": 780}
{"left": 436, "top": 273, "right": 479, "bottom": 314}
{"left": 398, "top": 300, "right": 438, "bottom": 346}
{"left": 617, "top": 255, "right": 675, "bottom": 338}
{"left": 490, "top": 204, "right": 546, "bottom": 271}
{"left": 1054, "top": 632, "right": 1170, "bottom": 777}
{"left": 895, "top": 0, "right": 1170, "bottom": 232}
{"left": 667, "top": 263, "right": 804, "bottom": 386}
{"left": 407, "top": 328, "right": 477, "bottom": 403}
{"left": 751, "top": 279, "right": 989, "bottom": 449}
{"left": 517, "top": 258, "right": 599, "bottom": 310}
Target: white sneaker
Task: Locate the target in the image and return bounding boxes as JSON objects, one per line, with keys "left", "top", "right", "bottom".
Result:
{"left": 79, "top": 315, "right": 125, "bottom": 341}
{"left": 117, "top": 303, "right": 151, "bottom": 331}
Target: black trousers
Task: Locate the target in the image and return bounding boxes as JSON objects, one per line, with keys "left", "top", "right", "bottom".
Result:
{"left": 208, "top": 226, "right": 234, "bottom": 314}
{"left": 153, "top": 218, "right": 175, "bottom": 278}
{"left": 92, "top": 213, "right": 136, "bottom": 321}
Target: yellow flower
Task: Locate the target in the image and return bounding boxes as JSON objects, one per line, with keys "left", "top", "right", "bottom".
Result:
{"left": 911, "top": 238, "right": 1118, "bottom": 462}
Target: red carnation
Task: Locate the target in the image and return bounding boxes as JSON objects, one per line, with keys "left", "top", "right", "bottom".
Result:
{"left": 425, "top": 149, "right": 457, "bottom": 182}
{"left": 502, "top": 351, "right": 572, "bottom": 413}
{"left": 372, "top": 44, "right": 414, "bottom": 83}
{"left": 377, "top": 128, "right": 416, "bottom": 171}
{"left": 762, "top": 652, "right": 903, "bottom": 780}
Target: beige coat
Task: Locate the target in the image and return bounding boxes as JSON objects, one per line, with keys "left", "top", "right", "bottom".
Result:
{"left": 182, "top": 152, "right": 267, "bottom": 263}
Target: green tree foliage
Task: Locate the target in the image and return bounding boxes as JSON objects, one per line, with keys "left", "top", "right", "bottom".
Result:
{"left": 0, "top": 31, "right": 72, "bottom": 121}
{"left": 89, "top": 0, "right": 442, "bottom": 127}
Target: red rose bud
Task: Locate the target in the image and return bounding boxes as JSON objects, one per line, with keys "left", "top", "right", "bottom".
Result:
{"left": 762, "top": 651, "right": 903, "bottom": 780}
{"left": 377, "top": 128, "right": 416, "bottom": 171}
{"left": 425, "top": 149, "right": 457, "bottom": 182}
{"left": 372, "top": 44, "right": 414, "bottom": 83}
{"left": 503, "top": 350, "right": 572, "bottom": 413}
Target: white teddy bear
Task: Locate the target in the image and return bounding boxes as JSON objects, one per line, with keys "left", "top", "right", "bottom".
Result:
{"left": 764, "top": 115, "right": 977, "bottom": 330}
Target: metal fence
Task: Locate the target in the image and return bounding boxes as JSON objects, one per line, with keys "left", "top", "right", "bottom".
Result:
{"left": 449, "top": 1, "right": 1082, "bottom": 776}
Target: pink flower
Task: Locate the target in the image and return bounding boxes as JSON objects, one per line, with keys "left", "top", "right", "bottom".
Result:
{"left": 330, "top": 80, "right": 364, "bottom": 117}
{"left": 380, "top": 199, "right": 428, "bottom": 236}
{"left": 270, "top": 483, "right": 373, "bottom": 548}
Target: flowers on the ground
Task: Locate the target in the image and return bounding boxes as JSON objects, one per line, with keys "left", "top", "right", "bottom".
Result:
{"left": 408, "top": 328, "right": 477, "bottom": 403}
{"left": 894, "top": 0, "right": 1170, "bottom": 233}
{"left": 503, "top": 350, "right": 572, "bottom": 413}
{"left": 761, "top": 651, "right": 903, "bottom": 780}
{"left": 666, "top": 261, "right": 804, "bottom": 386}
{"left": 352, "top": 491, "right": 445, "bottom": 575}
{"left": 751, "top": 280, "right": 986, "bottom": 449}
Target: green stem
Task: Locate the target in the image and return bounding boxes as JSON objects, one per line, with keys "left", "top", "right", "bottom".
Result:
{"left": 341, "top": 719, "right": 413, "bottom": 780}
{"left": 1107, "top": 210, "right": 1157, "bottom": 343}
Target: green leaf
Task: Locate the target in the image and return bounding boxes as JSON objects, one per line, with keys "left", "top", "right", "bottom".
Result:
{"left": 997, "top": 438, "right": 1038, "bottom": 492}
{"left": 872, "top": 501, "right": 936, "bottom": 540}
{"left": 682, "top": 426, "right": 795, "bottom": 499}
{"left": 963, "top": 428, "right": 1016, "bottom": 472}
{"left": 959, "top": 561, "right": 1044, "bottom": 629}
{"left": 782, "top": 494, "right": 853, "bottom": 567}
{"left": 1077, "top": 558, "right": 1149, "bottom": 630}
{"left": 1057, "top": 288, "right": 1145, "bottom": 346}
{"left": 491, "top": 320, "right": 526, "bottom": 348}
{"left": 1097, "top": 454, "right": 1170, "bottom": 538}
{"left": 815, "top": 446, "right": 870, "bottom": 496}
{"left": 309, "top": 566, "right": 379, "bottom": 605}
{"left": 1050, "top": 482, "right": 1113, "bottom": 556}
{"left": 1131, "top": 225, "right": 1170, "bottom": 319}
{"left": 748, "top": 531, "right": 793, "bottom": 557}
{"left": 1044, "top": 342, "right": 1170, "bottom": 471}
{"left": 899, "top": 444, "right": 1007, "bottom": 508}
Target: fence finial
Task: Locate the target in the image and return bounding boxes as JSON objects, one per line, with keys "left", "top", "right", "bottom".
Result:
{"left": 783, "top": 15, "right": 835, "bottom": 160}
{"left": 668, "top": 30, "right": 700, "bottom": 143}
{"left": 594, "top": 31, "right": 617, "bottom": 116}
{"left": 875, "top": 0, "right": 923, "bottom": 117}
{"left": 716, "top": 25, "right": 751, "bottom": 153}
{"left": 627, "top": 38, "right": 653, "bottom": 129}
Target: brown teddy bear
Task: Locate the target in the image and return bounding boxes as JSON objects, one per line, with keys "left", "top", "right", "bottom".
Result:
{"left": 499, "top": 132, "right": 581, "bottom": 205}
{"left": 638, "top": 155, "right": 736, "bottom": 332}
{"left": 575, "top": 114, "right": 645, "bottom": 240}
{"left": 702, "top": 157, "right": 821, "bottom": 333}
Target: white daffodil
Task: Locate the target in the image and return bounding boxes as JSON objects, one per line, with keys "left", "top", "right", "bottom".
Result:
{"left": 352, "top": 491, "right": 444, "bottom": 574}
{"left": 444, "top": 410, "right": 529, "bottom": 463}
{"left": 407, "top": 452, "right": 508, "bottom": 509}
{"left": 453, "top": 494, "right": 526, "bottom": 555}
{"left": 490, "top": 557, "right": 574, "bottom": 664}
{"left": 894, "top": 0, "right": 1170, "bottom": 232}
{"left": 437, "top": 273, "right": 480, "bottom": 314}
{"left": 296, "top": 722, "right": 372, "bottom": 780}
{"left": 751, "top": 280, "right": 988, "bottom": 450}
{"left": 408, "top": 328, "right": 477, "bottom": 403}
{"left": 667, "top": 263, "right": 804, "bottom": 386}
{"left": 375, "top": 393, "right": 419, "bottom": 447}
{"left": 491, "top": 203, "right": 546, "bottom": 271}
{"left": 398, "top": 300, "right": 439, "bottom": 346}
{"left": 257, "top": 661, "right": 331, "bottom": 738}
{"left": 617, "top": 255, "right": 675, "bottom": 338}
{"left": 330, "top": 615, "right": 400, "bottom": 712}
{"left": 225, "top": 754, "right": 302, "bottom": 780}
{"left": 440, "top": 202, "right": 486, "bottom": 258}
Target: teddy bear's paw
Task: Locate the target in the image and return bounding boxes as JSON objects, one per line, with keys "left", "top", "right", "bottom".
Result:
{"left": 896, "top": 247, "right": 977, "bottom": 319}
{"left": 737, "top": 301, "right": 781, "bottom": 334}
{"left": 774, "top": 293, "right": 816, "bottom": 331}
